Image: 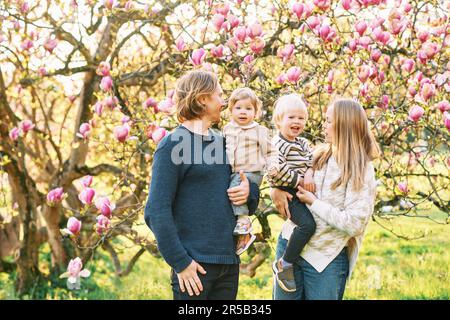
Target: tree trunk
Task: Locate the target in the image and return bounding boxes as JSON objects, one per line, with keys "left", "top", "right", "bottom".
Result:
{"left": 42, "top": 205, "right": 68, "bottom": 272}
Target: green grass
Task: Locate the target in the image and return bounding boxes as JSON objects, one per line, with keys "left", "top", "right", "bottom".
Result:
{"left": 1, "top": 212, "right": 449, "bottom": 300}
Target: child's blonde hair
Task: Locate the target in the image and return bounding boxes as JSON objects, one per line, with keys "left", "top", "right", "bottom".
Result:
{"left": 272, "top": 93, "right": 308, "bottom": 130}
{"left": 228, "top": 87, "right": 262, "bottom": 117}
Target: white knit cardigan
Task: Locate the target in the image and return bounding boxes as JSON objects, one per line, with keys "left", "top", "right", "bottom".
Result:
{"left": 281, "top": 155, "right": 377, "bottom": 279}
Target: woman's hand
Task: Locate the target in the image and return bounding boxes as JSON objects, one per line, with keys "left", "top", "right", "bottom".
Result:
{"left": 270, "top": 188, "right": 293, "bottom": 219}
{"left": 303, "top": 168, "right": 316, "bottom": 193}
{"left": 227, "top": 170, "right": 249, "bottom": 205}
{"left": 177, "top": 260, "right": 207, "bottom": 296}
{"left": 296, "top": 185, "right": 317, "bottom": 206}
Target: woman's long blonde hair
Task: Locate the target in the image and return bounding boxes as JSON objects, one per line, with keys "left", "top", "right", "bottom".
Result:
{"left": 313, "top": 99, "right": 380, "bottom": 191}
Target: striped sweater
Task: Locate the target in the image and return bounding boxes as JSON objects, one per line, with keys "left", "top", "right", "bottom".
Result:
{"left": 269, "top": 133, "right": 313, "bottom": 188}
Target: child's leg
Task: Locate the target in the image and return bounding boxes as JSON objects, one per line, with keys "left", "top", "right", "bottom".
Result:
{"left": 282, "top": 198, "right": 316, "bottom": 264}
{"left": 229, "top": 172, "right": 249, "bottom": 216}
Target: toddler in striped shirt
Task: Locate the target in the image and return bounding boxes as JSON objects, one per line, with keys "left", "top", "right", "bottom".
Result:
{"left": 269, "top": 93, "right": 316, "bottom": 293}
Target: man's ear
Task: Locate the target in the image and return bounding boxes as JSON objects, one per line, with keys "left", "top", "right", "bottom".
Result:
{"left": 197, "top": 94, "right": 208, "bottom": 106}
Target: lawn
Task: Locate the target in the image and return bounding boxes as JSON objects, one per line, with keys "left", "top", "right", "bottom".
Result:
{"left": 1, "top": 211, "right": 448, "bottom": 300}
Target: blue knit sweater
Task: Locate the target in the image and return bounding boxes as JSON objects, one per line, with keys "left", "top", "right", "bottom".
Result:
{"left": 144, "top": 125, "right": 260, "bottom": 273}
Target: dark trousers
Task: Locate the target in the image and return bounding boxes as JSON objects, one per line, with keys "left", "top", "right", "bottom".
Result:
{"left": 279, "top": 187, "right": 316, "bottom": 264}
{"left": 171, "top": 263, "right": 239, "bottom": 300}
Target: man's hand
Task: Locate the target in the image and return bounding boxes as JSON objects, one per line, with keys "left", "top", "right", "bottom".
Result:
{"left": 304, "top": 168, "right": 316, "bottom": 193}
{"left": 270, "top": 188, "right": 293, "bottom": 219}
{"left": 296, "top": 185, "right": 317, "bottom": 206}
{"left": 177, "top": 260, "right": 207, "bottom": 296}
{"left": 227, "top": 170, "right": 250, "bottom": 206}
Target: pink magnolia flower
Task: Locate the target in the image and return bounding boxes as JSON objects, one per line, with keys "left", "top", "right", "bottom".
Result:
{"left": 408, "top": 105, "right": 425, "bottom": 122}
{"left": 175, "top": 37, "right": 186, "bottom": 52}
{"left": 306, "top": 16, "right": 321, "bottom": 30}
{"left": 378, "top": 95, "right": 389, "bottom": 109}
{"left": 114, "top": 124, "right": 130, "bottom": 143}
{"left": 420, "top": 83, "right": 435, "bottom": 101}
{"left": 20, "top": 120, "right": 35, "bottom": 134}
{"left": 342, "top": 0, "right": 352, "bottom": 10}
{"left": 417, "top": 31, "right": 429, "bottom": 43}
{"left": 76, "top": 123, "right": 91, "bottom": 139}
{"left": 243, "top": 55, "right": 254, "bottom": 64}
{"left": 373, "top": 27, "right": 390, "bottom": 45}
{"left": 226, "top": 37, "right": 239, "bottom": 51}
{"left": 249, "top": 37, "right": 265, "bottom": 54}
{"left": 319, "top": 24, "right": 335, "bottom": 42}
{"left": 370, "top": 49, "right": 382, "bottom": 62}
{"left": 78, "top": 188, "right": 95, "bottom": 205}
{"left": 348, "top": 39, "right": 358, "bottom": 51}
{"left": 397, "top": 182, "right": 409, "bottom": 194}
{"left": 355, "top": 21, "right": 367, "bottom": 36}
{"left": 47, "top": 187, "right": 65, "bottom": 205}
{"left": 100, "top": 76, "right": 113, "bottom": 92}
{"left": 404, "top": 2, "right": 412, "bottom": 13}
{"left": 227, "top": 14, "right": 240, "bottom": 30}
{"left": 103, "top": 0, "right": 116, "bottom": 10}
{"left": 20, "top": 2, "right": 30, "bottom": 14}
{"left": 247, "top": 23, "right": 263, "bottom": 39}
{"left": 94, "top": 101, "right": 104, "bottom": 116}
{"left": 44, "top": 38, "right": 58, "bottom": 53}
{"left": 190, "top": 48, "right": 206, "bottom": 66}
{"left": 21, "top": 39, "right": 33, "bottom": 51}
{"left": 314, "top": 0, "right": 330, "bottom": 10}
{"left": 422, "top": 42, "right": 438, "bottom": 59}
{"left": 234, "top": 26, "right": 247, "bottom": 42}
{"left": 417, "top": 50, "right": 428, "bottom": 64}
{"left": 158, "top": 99, "right": 174, "bottom": 113}
{"left": 286, "top": 67, "right": 302, "bottom": 83}
{"left": 96, "top": 61, "right": 110, "bottom": 76}
{"left": 292, "top": 3, "right": 305, "bottom": 19}
{"left": 104, "top": 96, "right": 119, "bottom": 109}
{"left": 80, "top": 175, "right": 93, "bottom": 188}
{"left": 276, "top": 73, "right": 287, "bottom": 85}
{"left": 9, "top": 127, "right": 19, "bottom": 141}
{"left": 277, "top": 44, "right": 294, "bottom": 64}
{"left": 95, "top": 197, "right": 115, "bottom": 218}
{"left": 212, "top": 14, "right": 225, "bottom": 32}
{"left": 95, "top": 215, "right": 111, "bottom": 235}
{"left": 144, "top": 97, "right": 158, "bottom": 109}
{"left": 401, "top": 59, "right": 415, "bottom": 73}
{"left": 152, "top": 127, "right": 167, "bottom": 144}
{"left": 38, "top": 67, "right": 47, "bottom": 77}
{"left": 62, "top": 217, "right": 82, "bottom": 236}
{"left": 358, "top": 36, "right": 372, "bottom": 49}
{"left": 444, "top": 112, "right": 450, "bottom": 132}
{"left": 60, "top": 257, "right": 90, "bottom": 290}
{"left": 215, "top": 3, "right": 230, "bottom": 16}
{"left": 357, "top": 65, "right": 372, "bottom": 83}
{"left": 211, "top": 45, "right": 224, "bottom": 58}
{"left": 436, "top": 100, "right": 450, "bottom": 113}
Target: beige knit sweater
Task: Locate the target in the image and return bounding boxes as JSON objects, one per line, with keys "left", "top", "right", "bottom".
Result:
{"left": 281, "top": 155, "right": 376, "bottom": 279}
{"left": 223, "top": 121, "right": 278, "bottom": 174}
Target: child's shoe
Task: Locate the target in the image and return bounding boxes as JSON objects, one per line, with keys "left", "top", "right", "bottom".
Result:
{"left": 236, "top": 233, "right": 256, "bottom": 255}
{"left": 233, "top": 216, "right": 252, "bottom": 235}
{"left": 272, "top": 258, "right": 296, "bottom": 292}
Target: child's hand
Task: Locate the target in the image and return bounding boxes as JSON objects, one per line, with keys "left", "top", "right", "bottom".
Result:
{"left": 303, "top": 169, "right": 315, "bottom": 193}
{"left": 267, "top": 166, "right": 278, "bottom": 178}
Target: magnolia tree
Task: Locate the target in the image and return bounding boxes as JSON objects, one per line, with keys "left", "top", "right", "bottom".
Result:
{"left": 0, "top": 0, "right": 449, "bottom": 297}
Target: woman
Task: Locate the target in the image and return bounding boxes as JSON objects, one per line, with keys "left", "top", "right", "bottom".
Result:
{"left": 144, "top": 70, "right": 260, "bottom": 300}
{"left": 271, "top": 98, "right": 380, "bottom": 300}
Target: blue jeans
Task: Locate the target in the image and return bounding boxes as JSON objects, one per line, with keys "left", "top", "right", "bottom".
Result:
{"left": 272, "top": 234, "right": 349, "bottom": 300}
{"left": 229, "top": 172, "right": 263, "bottom": 216}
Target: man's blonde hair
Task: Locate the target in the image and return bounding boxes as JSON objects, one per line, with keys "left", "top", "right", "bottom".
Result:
{"left": 272, "top": 93, "right": 308, "bottom": 130}
{"left": 173, "top": 70, "right": 219, "bottom": 123}
{"left": 228, "top": 87, "right": 262, "bottom": 117}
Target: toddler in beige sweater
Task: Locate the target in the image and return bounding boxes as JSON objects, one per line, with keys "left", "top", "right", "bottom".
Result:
{"left": 223, "top": 87, "right": 278, "bottom": 255}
